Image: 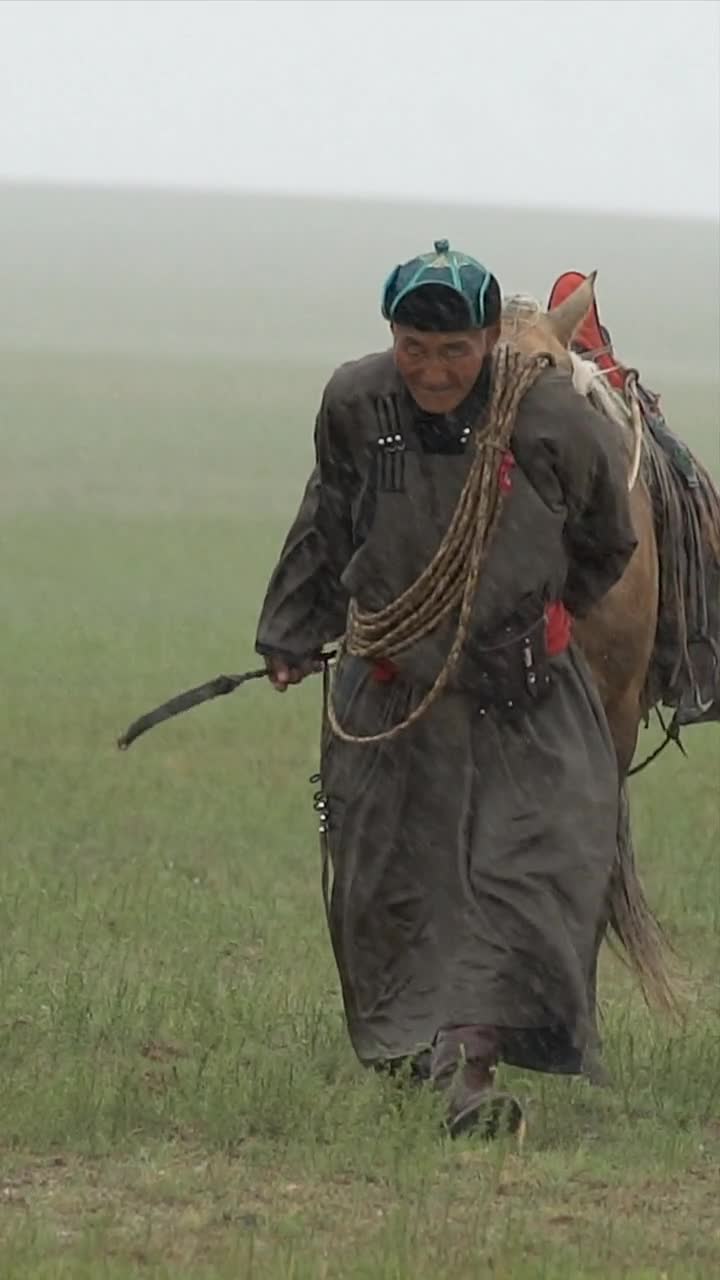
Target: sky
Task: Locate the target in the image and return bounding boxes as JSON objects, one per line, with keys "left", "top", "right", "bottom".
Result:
{"left": 0, "top": 0, "right": 718, "bottom": 219}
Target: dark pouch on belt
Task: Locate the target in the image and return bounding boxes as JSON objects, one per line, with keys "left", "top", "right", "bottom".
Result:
{"left": 462, "top": 617, "right": 553, "bottom": 713}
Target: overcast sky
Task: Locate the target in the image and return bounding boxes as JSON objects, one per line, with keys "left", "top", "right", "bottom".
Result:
{"left": 1, "top": 0, "right": 718, "bottom": 218}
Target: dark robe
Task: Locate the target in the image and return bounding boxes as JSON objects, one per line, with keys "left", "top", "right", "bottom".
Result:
{"left": 255, "top": 351, "right": 638, "bottom": 1077}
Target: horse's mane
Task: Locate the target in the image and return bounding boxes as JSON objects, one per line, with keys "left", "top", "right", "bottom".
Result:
{"left": 502, "top": 293, "right": 543, "bottom": 338}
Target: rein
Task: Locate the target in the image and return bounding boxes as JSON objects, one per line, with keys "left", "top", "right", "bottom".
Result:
{"left": 626, "top": 705, "right": 687, "bottom": 777}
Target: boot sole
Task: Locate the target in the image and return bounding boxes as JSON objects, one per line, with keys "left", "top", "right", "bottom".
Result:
{"left": 447, "top": 1092, "right": 525, "bottom": 1144}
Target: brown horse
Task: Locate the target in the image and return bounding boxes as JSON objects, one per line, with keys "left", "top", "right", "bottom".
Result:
{"left": 503, "top": 275, "right": 674, "bottom": 1018}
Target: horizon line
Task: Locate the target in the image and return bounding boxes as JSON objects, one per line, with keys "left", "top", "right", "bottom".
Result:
{"left": 0, "top": 174, "right": 716, "bottom": 226}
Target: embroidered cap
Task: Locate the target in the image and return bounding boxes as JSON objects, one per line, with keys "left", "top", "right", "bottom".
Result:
{"left": 381, "top": 239, "right": 496, "bottom": 329}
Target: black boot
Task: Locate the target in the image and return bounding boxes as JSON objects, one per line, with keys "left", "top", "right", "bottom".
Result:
{"left": 431, "top": 1025, "right": 525, "bottom": 1141}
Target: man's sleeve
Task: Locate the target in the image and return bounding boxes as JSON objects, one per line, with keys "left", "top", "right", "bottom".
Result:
{"left": 555, "top": 388, "right": 640, "bottom": 619}
{"left": 254, "top": 387, "right": 356, "bottom": 660}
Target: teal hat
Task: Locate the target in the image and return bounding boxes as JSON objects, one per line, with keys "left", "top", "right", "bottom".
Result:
{"left": 381, "top": 239, "right": 495, "bottom": 328}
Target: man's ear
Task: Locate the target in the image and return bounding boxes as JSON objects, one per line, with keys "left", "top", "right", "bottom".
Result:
{"left": 483, "top": 321, "right": 502, "bottom": 352}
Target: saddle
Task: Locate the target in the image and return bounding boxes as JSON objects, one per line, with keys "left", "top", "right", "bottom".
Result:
{"left": 548, "top": 272, "right": 720, "bottom": 733}
{"left": 547, "top": 272, "right": 699, "bottom": 487}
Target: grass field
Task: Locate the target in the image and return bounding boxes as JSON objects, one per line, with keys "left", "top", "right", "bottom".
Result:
{"left": 2, "top": 340, "right": 719, "bottom": 1280}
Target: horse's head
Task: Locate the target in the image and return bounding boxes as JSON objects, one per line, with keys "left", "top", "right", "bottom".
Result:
{"left": 501, "top": 272, "right": 598, "bottom": 367}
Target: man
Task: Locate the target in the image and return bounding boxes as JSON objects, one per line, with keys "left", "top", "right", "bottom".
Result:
{"left": 254, "top": 240, "right": 638, "bottom": 1139}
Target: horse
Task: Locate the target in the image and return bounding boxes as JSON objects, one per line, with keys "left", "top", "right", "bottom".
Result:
{"left": 503, "top": 274, "right": 679, "bottom": 1023}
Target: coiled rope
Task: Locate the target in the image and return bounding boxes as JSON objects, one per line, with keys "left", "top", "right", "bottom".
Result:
{"left": 326, "top": 345, "right": 552, "bottom": 745}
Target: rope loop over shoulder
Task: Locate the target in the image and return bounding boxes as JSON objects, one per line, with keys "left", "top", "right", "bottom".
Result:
{"left": 326, "top": 345, "right": 552, "bottom": 746}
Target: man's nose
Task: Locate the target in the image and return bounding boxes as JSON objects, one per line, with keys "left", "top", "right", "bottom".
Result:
{"left": 419, "top": 357, "right": 449, "bottom": 388}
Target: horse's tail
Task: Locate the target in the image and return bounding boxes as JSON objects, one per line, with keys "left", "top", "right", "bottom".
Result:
{"left": 607, "top": 780, "right": 683, "bottom": 1017}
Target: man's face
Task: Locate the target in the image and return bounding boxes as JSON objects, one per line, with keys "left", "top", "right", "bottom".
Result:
{"left": 392, "top": 322, "right": 499, "bottom": 415}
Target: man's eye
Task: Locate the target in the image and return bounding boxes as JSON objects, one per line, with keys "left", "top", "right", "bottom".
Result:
{"left": 444, "top": 344, "right": 468, "bottom": 358}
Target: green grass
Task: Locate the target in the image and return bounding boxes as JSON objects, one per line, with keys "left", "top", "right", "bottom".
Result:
{"left": 2, "top": 348, "right": 719, "bottom": 1278}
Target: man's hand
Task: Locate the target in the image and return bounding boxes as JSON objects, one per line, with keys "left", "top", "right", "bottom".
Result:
{"left": 265, "top": 654, "right": 323, "bottom": 692}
